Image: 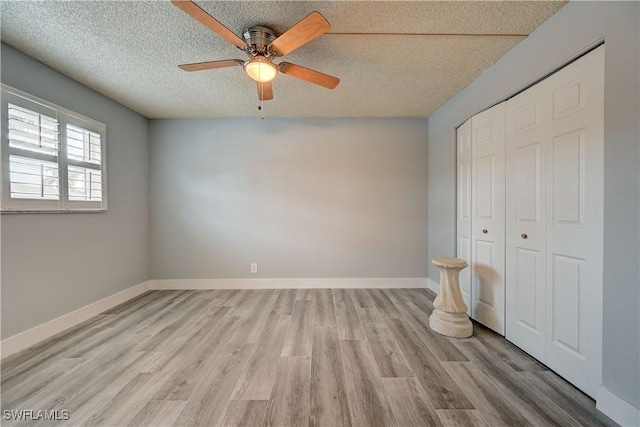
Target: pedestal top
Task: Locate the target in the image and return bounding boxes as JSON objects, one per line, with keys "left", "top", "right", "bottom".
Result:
{"left": 432, "top": 257, "right": 468, "bottom": 269}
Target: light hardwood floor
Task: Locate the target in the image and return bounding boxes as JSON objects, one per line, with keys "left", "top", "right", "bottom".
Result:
{"left": 1, "top": 289, "right": 617, "bottom": 426}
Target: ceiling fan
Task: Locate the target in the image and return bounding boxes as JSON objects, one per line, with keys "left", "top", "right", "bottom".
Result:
{"left": 172, "top": 0, "right": 340, "bottom": 101}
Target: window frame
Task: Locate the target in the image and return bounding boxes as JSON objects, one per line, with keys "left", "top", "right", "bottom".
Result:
{"left": 1, "top": 84, "right": 108, "bottom": 213}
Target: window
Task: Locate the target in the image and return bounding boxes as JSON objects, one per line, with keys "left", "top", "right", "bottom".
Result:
{"left": 1, "top": 85, "right": 107, "bottom": 212}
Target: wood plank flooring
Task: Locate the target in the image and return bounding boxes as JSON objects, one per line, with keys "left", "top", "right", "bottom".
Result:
{"left": 1, "top": 289, "right": 617, "bottom": 427}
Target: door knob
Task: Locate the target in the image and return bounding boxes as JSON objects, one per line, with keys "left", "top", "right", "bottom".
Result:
{"left": 521, "top": 233, "right": 528, "bottom": 239}
{"left": 482, "top": 229, "right": 488, "bottom": 234}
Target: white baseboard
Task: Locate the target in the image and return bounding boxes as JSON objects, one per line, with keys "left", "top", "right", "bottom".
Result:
{"left": 427, "top": 277, "right": 439, "bottom": 293}
{"left": 150, "top": 277, "right": 428, "bottom": 290}
{"left": 1, "top": 280, "right": 152, "bottom": 359}
{"left": 596, "top": 386, "right": 640, "bottom": 427}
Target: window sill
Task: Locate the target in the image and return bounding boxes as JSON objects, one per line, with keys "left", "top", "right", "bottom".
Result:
{"left": 1, "top": 209, "right": 107, "bottom": 214}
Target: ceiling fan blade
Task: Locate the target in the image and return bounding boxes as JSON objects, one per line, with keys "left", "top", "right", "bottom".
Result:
{"left": 269, "top": 11, "right": 330, "bottom": 56}
{"left": 178, "top": 59, "right": 244, "bottom": 72}
{"left": 257, "top": 81, "right": 274, "bottom": 101}
{"left": 172, "top": 0, "right": 246, "bottom": 49}
{"left": 279, "top": 62, "right": 339, "bottom": 89}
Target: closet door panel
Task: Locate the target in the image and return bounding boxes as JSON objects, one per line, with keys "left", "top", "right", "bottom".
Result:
{"left": 505, "top": 83, "right": 547, "bottom": 361}
{"left": 474, "top": 240, "right": 497, "bottom": 307}
{"left": 551, "top": 254, "right": 584, "bottom": 352}
{"left": 545, "top": 46, "right": 604, "bottom": 398}
{"left": 514, "top": 248, "right": 540, "bottom": 325}
{"left": 471, "top": 103, "right": 505, "bottom": 334}
{"left": 456, "top": 119, "right": 472, "bottom": 313}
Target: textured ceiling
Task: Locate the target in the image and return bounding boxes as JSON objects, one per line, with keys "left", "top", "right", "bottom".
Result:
{"left": 0, "top": 1, "right": 567, "bottom": 118}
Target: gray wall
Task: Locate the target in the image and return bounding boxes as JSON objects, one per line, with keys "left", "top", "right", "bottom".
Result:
{"left": 427, "top": 1, "right": 639, "bottom": 409}
{"left": 1, "top": 44, "right": 150, "bottom": 339}
{"left": 150, "top": 118, "right": 428, "bottom": 279}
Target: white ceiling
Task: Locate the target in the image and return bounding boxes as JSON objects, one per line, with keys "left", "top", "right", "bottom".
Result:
{"left": 0, "top": 1, "right": 566, "bottom": 119}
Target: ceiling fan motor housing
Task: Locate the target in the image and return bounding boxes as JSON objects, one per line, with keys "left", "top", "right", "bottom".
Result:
{"left": 244, "top": 26, "right": 277, "bottom": 57}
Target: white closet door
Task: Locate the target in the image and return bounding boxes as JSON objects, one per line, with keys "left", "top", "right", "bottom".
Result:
{"left": 505, "top": 83, "right": 547, "bottom": 361}
{"left": 456, "top": 119, "right": 472, "bottom": 313}
{"left": 545, "top": 46, "right": 604, "bottom": 398}
{"left": 471, "top": 103, "right": 506, "bottom": 334}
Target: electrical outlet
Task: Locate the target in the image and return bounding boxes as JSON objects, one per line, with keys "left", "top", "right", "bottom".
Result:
{"left": 250, "top": 263, "right": 258, "bottom": 274}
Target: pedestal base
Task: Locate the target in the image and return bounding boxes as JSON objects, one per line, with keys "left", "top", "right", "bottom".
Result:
{"left": 429, "top": 309, "right": 473, "bottom": 338}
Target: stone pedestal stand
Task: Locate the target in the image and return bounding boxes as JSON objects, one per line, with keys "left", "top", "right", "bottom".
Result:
{"left": 429, "top": 257, "right": 473, "bottom": 338}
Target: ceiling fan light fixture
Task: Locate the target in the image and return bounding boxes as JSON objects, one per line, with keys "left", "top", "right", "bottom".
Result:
{"left": 244, "top": 57, "right": 277, "bottom": 83}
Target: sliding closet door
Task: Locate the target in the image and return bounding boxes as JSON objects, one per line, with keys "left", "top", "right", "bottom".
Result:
{"left": 471, "top": 103, "right": 506, "bottom": 334}
{"left": 505, "top": 83, "right": 547, "bottom": 361}
{"left": 456, "top": 119, "right": 472, "bottom": 313}
{"left": 545, "top": 46, "right": 604, "bottom": 397}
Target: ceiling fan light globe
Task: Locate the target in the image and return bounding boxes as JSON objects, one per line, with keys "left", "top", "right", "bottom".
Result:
{"left": 244, "top": 58, "right": 277, "bottom": 83}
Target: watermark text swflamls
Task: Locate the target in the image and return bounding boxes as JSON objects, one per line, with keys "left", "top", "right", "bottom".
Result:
{"left": 3, "top": 409, "right": 70, "bottom": 421}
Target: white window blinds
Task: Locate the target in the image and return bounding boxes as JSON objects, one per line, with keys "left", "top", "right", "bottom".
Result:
{"left": 1, "top": 85, "right": 107, "bottom": 212}
{"left": 7, "top": 104, "right": 61, "bottom": 202}
{"left": 67, "top": 124, "right": 103, "bottom": 202}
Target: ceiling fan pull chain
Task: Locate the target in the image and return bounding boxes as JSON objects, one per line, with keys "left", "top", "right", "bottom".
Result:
{"left": 259, "top": 81, "right": 265, "bottom": 120}
{"left": 259, "top": 67, "right": 262, "bottom": 119}
{"left": 259, "top": 67, "right": 265, "bottom": 119}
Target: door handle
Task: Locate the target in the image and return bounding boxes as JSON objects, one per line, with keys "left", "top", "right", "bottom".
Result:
{"left": 521, "top": 233, "right": 528, "bottom": 239}
{"left": 482, "top": 229, "right": 488, "bottom": 234}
